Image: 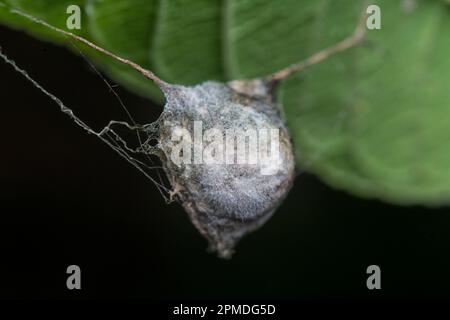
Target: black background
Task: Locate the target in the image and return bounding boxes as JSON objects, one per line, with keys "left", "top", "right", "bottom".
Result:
{"left": 1, "top": 25, "right": 450, "bottom": 301}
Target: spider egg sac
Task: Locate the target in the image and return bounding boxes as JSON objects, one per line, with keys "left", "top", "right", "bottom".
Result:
{"left": 157, "top": 79, "right": 295, "bottom": 258}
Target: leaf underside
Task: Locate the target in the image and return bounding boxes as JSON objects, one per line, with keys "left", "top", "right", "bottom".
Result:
{"left": 1, "top": 0, "right": 450, "bottom": 205}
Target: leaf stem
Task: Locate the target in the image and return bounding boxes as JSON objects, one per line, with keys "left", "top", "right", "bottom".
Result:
{"left": 7, "top": 6, "right": 170, "bottom": 90}
{"left": 267, "top": 9, "right": 368, "bottom": 83}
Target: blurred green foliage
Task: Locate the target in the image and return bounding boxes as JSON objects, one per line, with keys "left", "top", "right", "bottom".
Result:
{"left": 1, "top": 0, "right": 450, "bottom": 205}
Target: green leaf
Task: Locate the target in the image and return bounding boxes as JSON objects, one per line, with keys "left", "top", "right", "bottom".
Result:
{"left": 87, "top": 0, "right": 163, "bottom": 99}
{"left": 283, "top": 0, "right": 450, "bottom": 205}
{"left": 1, "top": 0, "right": 450, "bottom": 205}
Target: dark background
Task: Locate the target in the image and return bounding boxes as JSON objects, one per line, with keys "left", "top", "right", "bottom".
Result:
{"left": 1, "top": 25, "right": 450, "bottom": 300}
